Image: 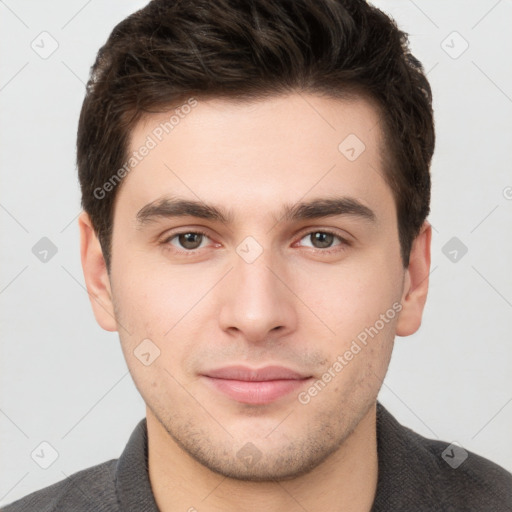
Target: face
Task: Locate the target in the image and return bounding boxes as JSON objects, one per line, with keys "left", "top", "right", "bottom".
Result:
{"left": 81, "top": 93, "right": 429, "bottom": 481}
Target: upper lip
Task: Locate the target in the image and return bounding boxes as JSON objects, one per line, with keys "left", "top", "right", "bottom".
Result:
{"left": 202, "top": 365, "right": 310, "bottom": 381}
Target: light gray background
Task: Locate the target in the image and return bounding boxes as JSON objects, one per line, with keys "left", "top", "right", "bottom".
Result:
{"left": 1, "top": 0, "right": 511, "bottom": 506}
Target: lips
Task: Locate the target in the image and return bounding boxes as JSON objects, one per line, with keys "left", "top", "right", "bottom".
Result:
{"left": 204, "top": 365, "right": 308, "bottom": 381}
{"left": 201, "top": 365, "right": 312, "bottom": 405}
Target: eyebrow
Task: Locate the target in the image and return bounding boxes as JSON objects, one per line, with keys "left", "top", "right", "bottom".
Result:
{"left": 135, "top": 195, "right": 376, "bottom": 228}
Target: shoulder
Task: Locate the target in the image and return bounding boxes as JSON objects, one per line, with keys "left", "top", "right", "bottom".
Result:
{"left": 1, "top": 459, "right": 119, "bottom": 512}
{"left": 374, "top": 403, "right": 512, "bottom": 511}
{"left": 417, "top": 432, "right": 512, "bottom": 509}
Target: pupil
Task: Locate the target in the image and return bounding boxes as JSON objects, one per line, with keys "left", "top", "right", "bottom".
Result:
{"left": 180, "top": 233, "right": 202, "bottom": 249}
{"left": 313, "top": 232, "right": 333, "bottom": 248}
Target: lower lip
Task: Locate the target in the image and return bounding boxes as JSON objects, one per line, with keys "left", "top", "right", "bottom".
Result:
{"left": 203, "top": 377, "right": 311, "bottom": 405}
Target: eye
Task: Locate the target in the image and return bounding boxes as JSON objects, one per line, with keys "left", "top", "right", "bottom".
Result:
{"left": 165, "top": 231, "right": 211, "bottom": 251}
{"left": 297, "top": 230, "right": 347, "bottom": 250}
{"left": 161, "top": 229, "right": 349, "bottom": 255}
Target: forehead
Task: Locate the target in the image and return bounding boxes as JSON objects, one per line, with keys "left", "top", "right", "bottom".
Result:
{"left": 116, "top": 93, "right": 393, "bottom": 225}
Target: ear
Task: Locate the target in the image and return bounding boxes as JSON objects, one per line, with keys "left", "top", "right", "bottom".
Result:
{"left": 396, "top": 221, "right": 431, "bottom": 337}
{"left": 78, "top": 211, "right": 117, "bottom": 332}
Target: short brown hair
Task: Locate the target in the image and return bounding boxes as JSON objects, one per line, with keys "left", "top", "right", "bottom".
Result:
{"left": 77, "top": 0, "right": 435, "bottom": 270}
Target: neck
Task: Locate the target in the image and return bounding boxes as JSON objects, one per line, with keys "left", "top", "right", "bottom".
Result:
{"left": 147, "top": 403, "right": 378, "bottom": 512}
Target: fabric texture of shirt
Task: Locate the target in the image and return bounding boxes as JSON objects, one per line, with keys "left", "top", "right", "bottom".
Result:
{"left": 3, "top": 402, "right": 511, "bottom": 511}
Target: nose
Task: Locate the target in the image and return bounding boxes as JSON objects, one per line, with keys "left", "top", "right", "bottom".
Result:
{"left": 218, "top": 249, "right": 297, "bottom": 344}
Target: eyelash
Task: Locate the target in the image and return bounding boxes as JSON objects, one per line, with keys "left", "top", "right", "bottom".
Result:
{"left": 161, "top": 229, "right": 351, "bottom": 256}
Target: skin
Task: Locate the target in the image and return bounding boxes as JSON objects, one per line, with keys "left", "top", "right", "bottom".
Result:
{"left": 79, "top": 93, "right": 431, "bottom": 512}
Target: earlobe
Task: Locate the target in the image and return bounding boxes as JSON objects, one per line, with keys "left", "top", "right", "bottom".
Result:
{"left": 78, "top": 211, "right": 118, "bottom": 332}
{"left": 395, "top": 221, "right": 432, "bottom": 337}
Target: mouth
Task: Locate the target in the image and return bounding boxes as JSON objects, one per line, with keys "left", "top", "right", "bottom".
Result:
{"left": 200, "top": 365, "right": 313, "bottom": 405}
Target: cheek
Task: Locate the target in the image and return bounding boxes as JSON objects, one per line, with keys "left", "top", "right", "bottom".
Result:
{"left": 293, "top": 249, "right": 403, "bottom": 340}
{"left": 110, "top": 268, "right": 192, "bottom": 396}
{"left": 110, "top": 260, "right": 222, "bottom": 380}
{"left": 111, "top": 255, "right": 193, "bottom": 330}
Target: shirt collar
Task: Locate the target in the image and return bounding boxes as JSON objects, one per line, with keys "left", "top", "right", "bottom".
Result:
{"left": 370, "top": 401, "right": 439, "bottom": 510}
{"left": 115, "top": 418, "right": 160, "bottom": 511}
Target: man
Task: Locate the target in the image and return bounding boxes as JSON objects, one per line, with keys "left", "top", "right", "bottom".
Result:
{"left": 3, "top": 0, "right": 511, "bottom": 510}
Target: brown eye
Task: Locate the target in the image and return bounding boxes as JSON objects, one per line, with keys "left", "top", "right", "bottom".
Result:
{"left": 300, "top": 231, "right": 342, "bottom": 250}
{"left": 310, "top": 232, "right": 335, "bottom": 248}
{"left": 179, "top": 233, "right": 204, "bottom": 249}
{"left": 167, "top": 232, "right": 209, "bottom": 251}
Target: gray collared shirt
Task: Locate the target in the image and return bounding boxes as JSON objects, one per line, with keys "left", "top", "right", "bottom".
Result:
{"left": 3, "top": 403, "right": 512, "bottom": 511}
